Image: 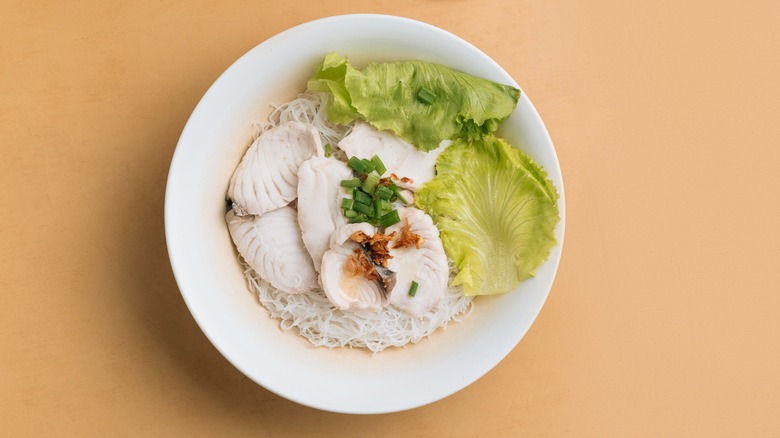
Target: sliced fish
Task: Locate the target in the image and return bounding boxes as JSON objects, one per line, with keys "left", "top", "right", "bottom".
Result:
{"left": 228, "top": 121, "right": 323, "bottom": 216}
{"left": 385, "top": 207, "right": 448, "bottom": 317}
{"left": 297, "top": 156, "right": 353, "bottom": 271}
{"left": 320, "top": 223, "right": 387, "bottom": 312}
{"left": 226, "top": 206, "right": 318, "bottom": 294}
{"left": 337, "top": 121, "right": 450, "bottom": 190}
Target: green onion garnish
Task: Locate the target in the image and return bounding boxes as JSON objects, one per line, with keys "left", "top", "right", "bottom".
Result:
{"left": 375, "top": 185, "right": 393, "bottom": 200}
{"left": 340, "top": 178, "right": 360, "bottom": 188}
{"left": 348, "top": 157, "right": 366, "bottom": 173}
{"left": 390, "top": 185, "right": 409, "bottom": 205}
{"left": 408, "top": 281, "right": 419, "bottom": 297}
{"left": 353, "top": 201, "right": 373, "bottom": 216}
{"left": 379, "top": 209, "right": 401, "bottom": 228}
{"left": 362, "top": 173, "right": 380, "bottom": 194}
{"left": 371, "top": 155, "right": 387, "bottom": 175}
{"left": 353, "top": 189, "right": 373, "bottom": 206}
{"left": 324, "top": 143, "right": 332, "bottom": 157}
{"left": 342, "top": 154, "right": 412, "bottom": 225}
{"left": 361, "top": 158, "right": 376, "bottom": 173}
{"left": 417, "top": 87, "right": 436, "bottom": 105}
{"left": 350, "top": 214, "right": 368, "bottom": 224}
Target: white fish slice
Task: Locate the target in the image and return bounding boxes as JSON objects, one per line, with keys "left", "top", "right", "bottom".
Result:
{"left": 297, "top": 156, "right": 353, "bottom": 272}
{"left": 228, "top": 121, "right": 323, "bottom": 216}
{"left": 385, "top": 207, "right": 448, "bottom": 317}
{"left": 337, "top": 121, "right": 450, "bottom": 191}
{"left": 320, "top": 223, "right": 387, "bottom": 312}
{"left": 226, "top": 206, "right": 318, "bottom": 294}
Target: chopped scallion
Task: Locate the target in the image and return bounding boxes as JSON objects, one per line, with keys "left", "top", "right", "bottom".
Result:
{"left": 324, "top": 143, "right": 332, "bottom": 157}
{"left": 344, "top": 209, "right": 358, "bottom": 218}
{"left": 379, "top": 209, "right": 401, "bottom": 228}
{"left": 341, "top": 198, "right": 353, "bottom": 209}
{"left": 349, "top": 214, "right": 367, "bottom": 224}
{"left": 340, "top": 178, "right": 360, "bottom": 188}
{"left": 390, "top": 185, "right": 409, "bottom": 205}
{"left": 353, "top": 189, "right": 373, "bottom": 205}
{"left": 408, "top": 281, "right": 419, "bottom": 297}
{"left": 370, "top": 155, "right": 387, "bottom": 175}
{"left": 353, "top": 201, "right": 373, "bottom": 216}
{"left": 362, "top": 173, "right": 381, "bottom": 194}
{"left": 361, "top": 158, "right": 376, "bottom": 173}
{"left": 417, "top": 87, "right": 436, "bottom": 105}
{"left": 375, "top": 185, "right": 393, "bottom": 200}
{"left": 348, "top": 157, "right": 366, "bottom": 173}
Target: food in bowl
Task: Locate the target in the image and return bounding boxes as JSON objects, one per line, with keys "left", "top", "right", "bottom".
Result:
{"left": 223, "top": 53, "right": 560, "bottom": 353}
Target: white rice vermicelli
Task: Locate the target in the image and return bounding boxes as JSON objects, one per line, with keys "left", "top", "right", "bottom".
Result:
{"left": 241, "top": 258, "right": 473, "bottom": 353}
{"left": 236, "top": 92, "right": 474, "bottom": 353}
{"left": 253, "top": 91, "right": 352, "bottom": 148}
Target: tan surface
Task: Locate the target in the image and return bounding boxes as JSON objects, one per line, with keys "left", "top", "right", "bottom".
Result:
{"left": 2, "top": 1, "right": 779, "bottom": 436}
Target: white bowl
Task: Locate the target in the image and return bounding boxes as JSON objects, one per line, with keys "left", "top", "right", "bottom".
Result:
{"left": 165, "top": 14, "right": 565, "bottom": 414}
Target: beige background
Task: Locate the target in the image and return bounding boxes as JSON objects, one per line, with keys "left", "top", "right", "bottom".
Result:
{"left": 2, "top": 0, "right": 779, "bottom": 436}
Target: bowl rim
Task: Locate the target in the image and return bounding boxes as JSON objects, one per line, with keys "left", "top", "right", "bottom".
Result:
{"left": 165, "top": 13, "right": 566, "bottom": 414}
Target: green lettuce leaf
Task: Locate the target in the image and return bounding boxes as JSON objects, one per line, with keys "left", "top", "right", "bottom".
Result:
{"left": 416, "top": 136, "right": 559, "bottom": 296}
{"left": 306, "top": 53, "right": 361, "bottom": 124}
{"left": 307, "top": 53, "right": 520, "bottom": 151}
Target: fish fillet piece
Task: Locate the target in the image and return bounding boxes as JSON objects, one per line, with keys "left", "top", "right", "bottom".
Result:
{"left": 228, "top": 121, "right": 323, "bottom": 216}
{"left": 297, "top": 156, "right": 352, "bottom": 272}
{"left": 385, "top": 207, "right": 448, "bottom": 317}
{"left": 320, "top": 223, "right": 387, "bottom": 312}
{"left": 337, "top": 121, "right": 450, "bottom": 190}
{"left": 226, "top": 207, "right": 318, "bottom": 294}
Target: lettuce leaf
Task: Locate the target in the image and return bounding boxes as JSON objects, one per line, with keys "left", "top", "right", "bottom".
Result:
{"left": 306, "top": 53, "right": 362, "bottom": 124}
{"left": 416, "top": 136, "right": 559, "bottom": 296}
{"left": 308, "top": 53, "right": 520, "bottom": 151}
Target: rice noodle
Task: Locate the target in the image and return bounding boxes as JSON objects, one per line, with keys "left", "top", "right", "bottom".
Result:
{"left": 253, "top": 92, "right": 352, "bottom": 149}
{"left": 241, "top": 257, "right": 473, "bottom": 353}
{"left": 237, "top": 92, "right": 474, "bottom": 353}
